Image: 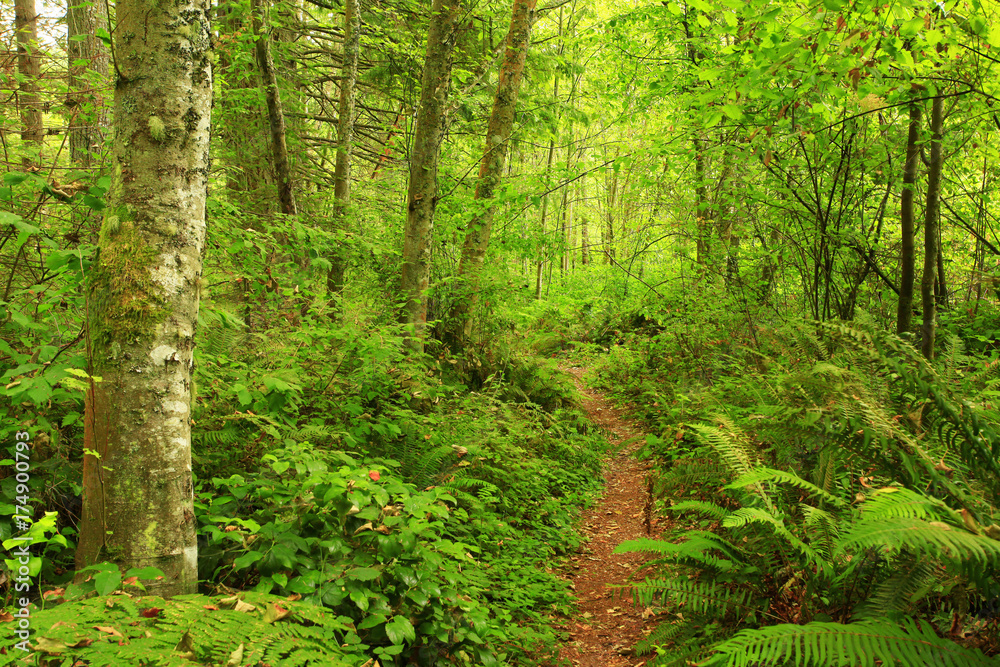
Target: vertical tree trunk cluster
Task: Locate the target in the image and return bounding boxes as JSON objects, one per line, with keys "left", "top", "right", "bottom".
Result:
{"left": 399, "top": 0, "right": 465, "bottom": 352}
{"left": 448, "top": 0, "right": 537, "bottom": 347}
{"left": 327, "top": 0, "right": 361, "bottom": 310}
{"left": 77, "top": 0, "right": 213, "bottom": 597}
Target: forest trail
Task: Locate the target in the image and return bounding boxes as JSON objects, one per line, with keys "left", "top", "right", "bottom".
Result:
{"left": 555, "top": 364, "right": 669, "bottom": 667}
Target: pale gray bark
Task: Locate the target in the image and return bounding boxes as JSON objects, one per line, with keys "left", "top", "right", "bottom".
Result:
{"left": 77, "top": 0, "right": 213, "bottom": 597}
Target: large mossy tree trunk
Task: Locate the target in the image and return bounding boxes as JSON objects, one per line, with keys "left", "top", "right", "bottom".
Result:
{"left": 447, "top": 0, "right": 537, "bottom": 348}
{"left": 920, "top": 94, "right": 944, "bottom": 360}
{"left": 76, "top": 0, "right": 213, "bottom": 597}
{"left": 399, "top": 0, "right": 465, "bottom": 353}
{"left": 895, "top": 102, "right": 921, "bottom": 336}
{"left": 327, "top": 0, "right": 361, "bottom": 313}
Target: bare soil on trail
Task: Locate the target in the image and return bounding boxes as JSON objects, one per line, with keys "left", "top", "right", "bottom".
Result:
{"left": 553, "top": 364, "right": 670, "bottom": 667}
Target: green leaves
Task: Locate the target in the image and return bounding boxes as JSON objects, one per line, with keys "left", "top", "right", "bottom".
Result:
{"left": 384, "top": 615, "right": 415, "bottom": 645}
{"left": 707, "top": 618, "right": 1000, "bottom": 666}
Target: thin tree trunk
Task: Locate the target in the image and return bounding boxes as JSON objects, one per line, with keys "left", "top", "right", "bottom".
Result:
{"left": 448, "top": 0, "right": 537, "bottom": 346}
{"left": 605, "top": 150, "right": 619, "bottom": 264}
{"left": 921, "top": 95, "right": 944, "bottom": 360}
{"left": 76, "top": 0, "right": 212, "bottom": 596}
{"left": 327, "top": 0, "right": 360, "bottom": 311}
{"left": 580, "top": 175, "right": 590, "bottom": 265}
{"left": 535, "top": 138, "right": 556, "bottom": 300}
{"left": 252, "top": 0, "right": 297, "bottom": 216}
{"left": 67, "top": 0, "right": 109, "bottom": 167}
{"left": 693, "top": 135, "right": 710, "bottom": 265}
{"left": 399, "top": 0, "right": 464, "bottom": 352}
{"left": 15, "top": 0, "right": 42, "bottom": 170}
{"left": 936, "top": 230, "right": 948, "bottom": 309}
{"left": 896, "top": 102, "right": 921, "bottom": 336}
{"left": 560, "top": 178, "right": 572, "bottom": 275}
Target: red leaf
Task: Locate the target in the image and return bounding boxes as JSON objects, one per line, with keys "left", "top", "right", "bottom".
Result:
{"left": 368, "top": 470, "right": 381, "bottom": 482}
{"left": 139, "top": 608, "right": 162, "bottom": 618}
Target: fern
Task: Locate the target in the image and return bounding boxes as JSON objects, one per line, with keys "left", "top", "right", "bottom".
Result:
{"left": 615, "top": 534, "right": 744, "bottom": 574}
{"left": 690, "top": 421, "right": 759, "bottom": 479}
{"left": 859, "top": 487, "right": 962, "bottom": 526}
{"left": 723, "top": 507, "right": 831, "bottom": 576}
{"left": 854, "top": 554, "right": 943, "bottom": 619}
{"left": 1, "top": 592, "right": 363, "bottom": 666}
{"left": 667, "top": 500, "right": 731, "bottom": 521}
{"left": 617, "top": 578, "right": 760, "bottom": 617}
{"left": 838, "top": 517, "right": 1000, "bottom": 566}
{"left": 726, "top": 466, "right": 847, "bottom": 508}
{"left": 705, "top": 617, "right": 1000, "bottom": 667}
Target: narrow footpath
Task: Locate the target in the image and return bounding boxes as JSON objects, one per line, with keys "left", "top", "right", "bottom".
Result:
{"left": 555, "top": 364, "right": 669, "bottom": 667}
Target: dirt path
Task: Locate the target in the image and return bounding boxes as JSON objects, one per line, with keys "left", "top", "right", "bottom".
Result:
{"left": 555, "top": 364, "right": 668, "bottom": 667}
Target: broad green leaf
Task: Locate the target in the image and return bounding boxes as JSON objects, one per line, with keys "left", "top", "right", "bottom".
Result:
{"left": 384, "top": 616, "right": 415, "bottom": 645}
{"left": 94, "top": 569, "right": 122, "bottom": 596}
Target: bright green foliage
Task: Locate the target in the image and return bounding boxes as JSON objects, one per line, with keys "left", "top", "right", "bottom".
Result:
{"left": 597, "top": 304, "right": 1000, "bottom": 665}
{"left": 706, "top": 618, "right": 1000, "bottom": 667}
{"left": 0, "top": 591, "right": 364, "bottom": 666}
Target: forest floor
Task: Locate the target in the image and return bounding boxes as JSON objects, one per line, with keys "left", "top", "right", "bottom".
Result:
{"left": 553, "top": 363, "right": 671, "bottom": 667}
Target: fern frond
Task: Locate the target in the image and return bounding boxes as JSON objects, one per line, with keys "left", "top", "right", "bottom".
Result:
{"left": 801, "top": 505, "right": 840, "bottom": 559}
{"left": 615, "top": 535, "right": 742, "bottom": 573}
{"left": 667, "top": 500, "right": 730, "bottom": 521}
{"left": 838, "top": 517, "right": 1000, "bottom": 566}
{"left": 636, "top": 618, "right": 688, "bottom": 655}
{"left": 859, "top": 487, "right": 961, "bottom": 526}
{"left": 657, "top": 461, "right": 731, "bottom": 494}
{"left": 726, "top": 467, "right": 847, "bottom": 508}
{"left": 723, "top": 507, "right": 830, "bottom": 574}
{"left": 617, "top": 578, "right": 758, "bottom": 617}
{"left": 704, "top": 617, "right": 998, "bottom": 667}
{"left": 854, "top": 554, "right": 942, "bottom": 619}
{"left": 690, "top": 421, "right": 758, "bottom": 479}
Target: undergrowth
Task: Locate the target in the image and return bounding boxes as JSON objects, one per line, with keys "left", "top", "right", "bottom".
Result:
{"left": 1, "top": 292, "right": 607, "bottom": 665}
{"left": 589, "top": 298, "right": 1000, "bottom": 667}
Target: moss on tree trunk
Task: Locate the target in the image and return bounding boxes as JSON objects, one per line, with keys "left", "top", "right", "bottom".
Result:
{"left": 76, "top": 0, "right": 213, "bottom": 597}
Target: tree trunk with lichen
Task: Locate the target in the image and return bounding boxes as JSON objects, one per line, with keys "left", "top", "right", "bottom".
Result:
{"left": 446, "top": 0, "right": 537, "bottom": 348}
{"left": 399, "top": 0, "right": 464, "bottom": 352}
{"left": 15, "top": 0, "right": 42, "bottom": 170}
{"left": 327, "top": 0, "right": 360, "bottom": 313}
{"left": 76, "top": 0, "right": 212, "bottom": 597}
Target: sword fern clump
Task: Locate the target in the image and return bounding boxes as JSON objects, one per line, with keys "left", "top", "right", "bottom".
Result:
{"left": 610, "top": 320, "right": 1000, "bottom": 666}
